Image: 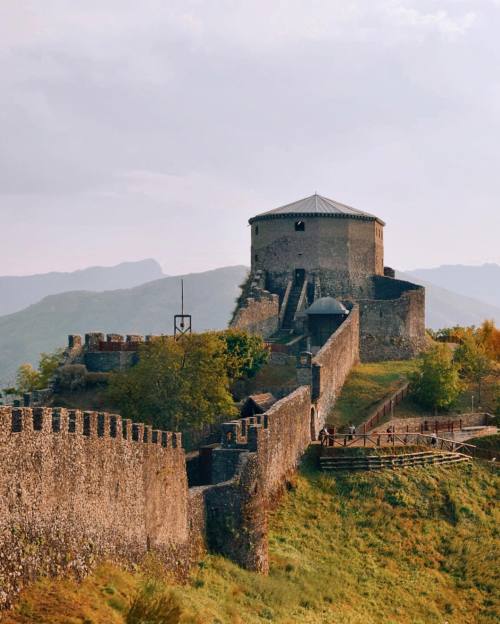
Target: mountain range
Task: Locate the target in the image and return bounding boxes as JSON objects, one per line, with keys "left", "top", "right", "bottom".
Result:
{"left": 0, "top": 261, "right": 498, "bottom": 387}
{"left": 407, "top": 263, "right": 500, "bottom": 308}
{"left": 0, "top": 259, "right": 164, "bottom": 316}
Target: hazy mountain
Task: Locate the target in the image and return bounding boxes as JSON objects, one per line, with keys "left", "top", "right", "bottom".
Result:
{"left": 398, "top": 271, "right": 500, "bottom": 330}
{"left": 407, "top": 263, "right": 500, "bottom": 309}
{"left": 0, "top": 265, "right": 248, "bottom": 386}
{"left": 0, "top": 259, "right": 164, "bottom": 316}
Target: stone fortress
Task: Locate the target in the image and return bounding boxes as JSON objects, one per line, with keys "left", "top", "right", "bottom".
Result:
{"left": 0, "top": 193, "right": 427, "bottom": 607}
{"left": 231, "top": 193, "right": 426, "bottom": 361}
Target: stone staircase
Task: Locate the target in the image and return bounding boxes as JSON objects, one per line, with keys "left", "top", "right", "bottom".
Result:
{"left": 319, "top": 450, "right": 472, "bottom": 472}
{"left": 282, "top": 277, "right": 305, "bottom": 329}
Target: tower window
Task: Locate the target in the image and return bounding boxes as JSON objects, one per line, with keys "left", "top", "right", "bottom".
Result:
{"left": 255, "top": 225, "right": 259, "bottom": 235}
{"left": 295, "top": 220, "right": 305, "bottom": 231}
{"left": 254, "top": 254, "right": 259, "bottom": 262}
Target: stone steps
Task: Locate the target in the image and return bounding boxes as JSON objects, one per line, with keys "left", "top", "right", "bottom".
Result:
{"left": 319, "top": 451, "right": 471, "bottom": 472}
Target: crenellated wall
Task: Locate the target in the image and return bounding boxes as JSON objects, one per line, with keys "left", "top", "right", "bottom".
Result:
{"left": 0, "top": 406, "right": 192, "bottom": 607}
{"left": 192, "top": 386, "right": 312, "bottom": 573}
{"left": 230, "top": 288, "right": 280, "bottom": 338}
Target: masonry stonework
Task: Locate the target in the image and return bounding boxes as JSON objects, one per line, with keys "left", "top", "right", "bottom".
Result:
{"left": 0, "top": 407, "right": 192, "bottom": 607}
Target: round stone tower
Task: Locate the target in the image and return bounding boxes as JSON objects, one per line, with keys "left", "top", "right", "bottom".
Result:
{"left": 248, "top": 193, "right": 385, "bottom": 299}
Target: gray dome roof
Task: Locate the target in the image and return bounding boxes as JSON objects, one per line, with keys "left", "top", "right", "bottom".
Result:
{"left": 249, "top": 193, "right": 384, "bottom": 225}
{"left": 305, "top": 297, "right": 349, "bottom": 316}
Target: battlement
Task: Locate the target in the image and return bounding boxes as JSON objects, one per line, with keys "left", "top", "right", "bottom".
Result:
{"left": 0, "top": 406, "right": 181, "bottom": 449}
{"left": 68, "top": 333, "right": 154, "bottom": 352}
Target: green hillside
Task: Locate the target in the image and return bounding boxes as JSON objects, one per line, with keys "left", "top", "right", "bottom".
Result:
{"left": 6, "top": 458, "right": 499, "bottom": 624}
{"left": 0, "top": 266, "right": 248, "bottom": 386}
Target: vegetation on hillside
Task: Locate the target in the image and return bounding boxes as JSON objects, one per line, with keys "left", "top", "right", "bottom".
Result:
{"left": 106, "top": 331, "right": 268, "bottom": 432}
{"left": 410, "top": 343, "right": 463, "bottom": 413}
{"left": 5, "top": 458, "right": 499, "bottom": 623}
{"left": 411, "top": 322, "right": 500, "bottom": 413}
{"left": 329, "top": 360, "right": 418, "bottom": 427}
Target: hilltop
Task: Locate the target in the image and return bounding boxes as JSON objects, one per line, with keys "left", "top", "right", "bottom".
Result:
{"left": 5, "top": 459, "right": 499, "bottom": 623}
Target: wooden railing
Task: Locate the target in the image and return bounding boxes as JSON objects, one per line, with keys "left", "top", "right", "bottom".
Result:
{"left": 362, "top": 382, "right": 410, "bottom": 431}
{"left": 319, "top": 432, "right": 497, "bottom": 461}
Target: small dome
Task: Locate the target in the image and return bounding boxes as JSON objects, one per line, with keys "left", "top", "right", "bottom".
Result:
{"left": 305, "top": 297, "right": 349, "bottom": 316}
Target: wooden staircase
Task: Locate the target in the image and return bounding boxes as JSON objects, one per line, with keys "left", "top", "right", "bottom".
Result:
{"left": 319, "top": 450, "right": 472, "bottom": 472}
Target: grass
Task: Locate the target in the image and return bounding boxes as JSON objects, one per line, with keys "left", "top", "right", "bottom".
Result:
{"left": 471, "top": 434, "right": 500, "bottom": 454}
{"left": 329, "top": 360, "right": 418, "bottom": 427}
{"left": 5, "top": 454, "right": 499, "bottom": 624}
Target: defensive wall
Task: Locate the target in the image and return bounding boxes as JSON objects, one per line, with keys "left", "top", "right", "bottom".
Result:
{"left": 0, "top": 406, "right": 191, "bottom": 608}
{"left": 359, "top": 277, "right": 426, "bottom": 362}
{"left": 296, "top": 306, "right": 360, "bottom": 430}
{"left": 190, "top": 385, "right": 312, "bottom": 573}
{"left": 230, "top": 289, "right": 279, "bottom": 338}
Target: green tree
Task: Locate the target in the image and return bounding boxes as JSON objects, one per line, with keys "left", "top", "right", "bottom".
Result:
{"left": 454, "top": 336, "right": 493, "bottom": 404}
{"left": 15, "top": 349, "right": 64, "bottom": 394}
{"left": 107, "top": 333, "right": 237, "bottom": 432}
{"left": 16, "top": 363, "right": 41, "bottom": 393}
{"left": 218, "top": 329, "right": 269, "bottom": 381}
{"left": 410, "top": 344, "right": 463, "bottom": 413}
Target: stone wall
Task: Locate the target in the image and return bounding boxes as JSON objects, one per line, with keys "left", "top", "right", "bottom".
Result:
{"left": 0, "top": 407, "right": 192, "bottom": 607}
{"left": 376, "top": 412, "right": 493, "bottom": 433}
{"left": 230, "top": 288, "right": 280, "bottom": 338}
{"left": 359, "top": 278, "right": 426, "bottom": 361}
{"left": 311, "top": 306, "right": 360, "bottom": 426}
{"left": 195, "top": 386, "right": 312, "bottom": 573}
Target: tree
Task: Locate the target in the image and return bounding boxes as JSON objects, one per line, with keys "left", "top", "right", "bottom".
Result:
{"left": 107, "top": 333, "right": 237, "bottom": 432}
{"left": 454, "top": 335, "right": 493, "bottom": 404}
{"left": 410, "top": 344, "right": 463, "bottom": 413}
{"left": 477, "top": 320, "right": 500, "bottom": 361}
{"left": 218, "top": 329, "right": 269, "bottom": 381}
{"left": 16, "top": 363, "right": 41, "bottom": 393}
{"left": 15, "top": 349, "right": 64, "bottom": 394}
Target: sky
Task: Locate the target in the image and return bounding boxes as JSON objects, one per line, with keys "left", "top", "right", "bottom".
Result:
{"left": 1, "top": 0, "right": 499, "bottom": 276}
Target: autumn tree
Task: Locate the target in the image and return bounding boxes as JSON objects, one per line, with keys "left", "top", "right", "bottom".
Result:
{"left": 410, "top": 343, "right": 463, "bottom": 413}
{"left": 454, "top": 335, "right": 493, "bottom": 404}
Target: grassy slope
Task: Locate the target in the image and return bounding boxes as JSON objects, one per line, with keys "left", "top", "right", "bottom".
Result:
{"left": 5, "top": 458, "right": 499, "bottom": 624}
{"left": 329, "top": 360, "right": 418, "bottom": 427}
{"left": 471, "top": 434, "right": 500, "bottom": 453}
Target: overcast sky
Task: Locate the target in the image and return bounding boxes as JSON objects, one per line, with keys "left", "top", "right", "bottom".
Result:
{"left": 1, "top": 1, "right": 499, "bottom": 276}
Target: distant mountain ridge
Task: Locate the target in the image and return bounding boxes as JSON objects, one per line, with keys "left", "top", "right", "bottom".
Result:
{"left": 0, "top": 265, "right": 248, "bottom": 386}
{"left": 0, "top": 259, "right": 164, "bottom": 316}
{"left": 407, "top": 263, "right": 500, "bottom": 309}
{"left": 397, "top": 271, "right": 500, "bottom": 329}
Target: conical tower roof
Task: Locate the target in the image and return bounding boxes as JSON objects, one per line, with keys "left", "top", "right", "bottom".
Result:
{"left": 249, "top": 193, "right": 384, "bottom": 225}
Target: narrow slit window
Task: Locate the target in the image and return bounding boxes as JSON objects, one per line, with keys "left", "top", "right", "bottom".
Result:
{"left": 255, "top": 225, "right": 259, "bottom": 235}
{"left": 97, "top": 413, "right": 105, "bottom": 437}
{"left": 295, "top": 220, "right": 305, "bottom": 231}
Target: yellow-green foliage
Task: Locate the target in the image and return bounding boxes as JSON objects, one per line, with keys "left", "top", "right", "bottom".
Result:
{"left": 330, "top": 360, "right": 418, "bottom": 426}
{"left": 6, "top": 458, "right": 499, "bottom": 624}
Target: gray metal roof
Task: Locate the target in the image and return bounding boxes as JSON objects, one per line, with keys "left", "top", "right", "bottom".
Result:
{"left": 305, "top": 297, "right": 349, "bottom": 316}
{"left": 249, "top": 193, "right": 384, "bottom": 225}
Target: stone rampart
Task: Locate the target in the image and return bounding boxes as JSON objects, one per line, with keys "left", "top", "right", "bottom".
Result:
{"left": 359, "top": 278, "right": 426, "bottom": 361}
{"left": 230, "top": 289, "right": 279, "bottom": 338}
{"left": 311, "top": 306, "right": 360, "bottom": 426}
{"left": 375, "top": 412, "right": 493, "bottom": 433}
{"left": 194, "top": 386, "right": 312, "bottom": 573}
{"left": 0, "top": 407, "right": 191, "bottom": 607}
